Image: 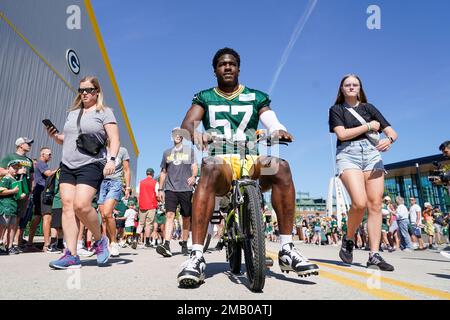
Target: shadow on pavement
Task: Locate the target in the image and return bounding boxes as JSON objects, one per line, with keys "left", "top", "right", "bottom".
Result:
{"left": 81, "top": 258, "right": 133, "bottom": 267}
{"left": 310, "top": 258, "right": 365, "bottom": 268}
{"left": 401, "top": 257, "right": 450, "bottom": 263}
{"left": 427, "top": 273, "right": 450, "bottom": 280}
{"left": 205, "top": 262, "right": 317, "bottom": 293}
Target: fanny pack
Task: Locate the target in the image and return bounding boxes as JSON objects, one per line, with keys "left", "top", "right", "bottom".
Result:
{"left": 345, "top": 106, "right": 380, "bottom": 146}
{"left": 76, "top": 108, "right": 104, "bottom": 156}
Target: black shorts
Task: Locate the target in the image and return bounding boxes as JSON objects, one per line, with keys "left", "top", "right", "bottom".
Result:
{"left": 51, "top": 208, "right": 62, "bottom": 229}
{"left": 116, "top": 219, "right": 125, "bottom": 229}
{"left": 164, "top": 191, "right": 192, "bottom": 217}
{"left": 32, "top": 186, "right": 52, "bottom": 216}
{"left": 60, "top": 162, "right": 104, "bottom": 190}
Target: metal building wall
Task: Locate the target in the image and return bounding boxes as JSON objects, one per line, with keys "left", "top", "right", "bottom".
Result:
{"left": 0, "top": 0, "right": 138, "bottom": 186}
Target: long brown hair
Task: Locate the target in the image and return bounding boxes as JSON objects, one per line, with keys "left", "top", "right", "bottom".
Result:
{"left": 69, "top": 76, "right": 106, "bottom": 111}
{"left": 334, "top": 74, "right": 368, "bottom": 105}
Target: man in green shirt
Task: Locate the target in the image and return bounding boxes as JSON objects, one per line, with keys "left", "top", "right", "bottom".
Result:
{"left": 0, "top": 137, "right": 34, "bottom": 248}
{"left": 177, "top": 48, "right": 319, "bottom": 287}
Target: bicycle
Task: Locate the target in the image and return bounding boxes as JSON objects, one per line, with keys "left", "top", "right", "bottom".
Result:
{"left": 208, "top": 132, "right": 289, "bottom": 292}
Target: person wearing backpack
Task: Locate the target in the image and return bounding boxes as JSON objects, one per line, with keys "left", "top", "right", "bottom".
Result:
{"left": 26, "top": 147, "right": 57, "bottom": 252}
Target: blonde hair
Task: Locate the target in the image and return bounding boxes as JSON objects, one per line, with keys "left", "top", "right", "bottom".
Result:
{"left": 70, "top": 76, "right": 107, "bottom": 112}
{"left": 334, "top": 74, "right": 368, "bottom": 105}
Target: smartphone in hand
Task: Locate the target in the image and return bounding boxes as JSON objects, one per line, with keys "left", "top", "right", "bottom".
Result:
{"left": 42, "top": 119, "right": 59, "bottom": 133}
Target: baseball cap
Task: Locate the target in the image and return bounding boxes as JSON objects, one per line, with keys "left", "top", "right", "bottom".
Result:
{"left": 146, "top": 168, "right": 154, "bottom": 175}
{"left": 424, "top": 202, "right": 432, "bottom": 208}
{"left": 7, "top": 159, "right": 22, "bottom": 167}
{"left": 383, "top": 196, "right": 391, "bottom": 201}
{"left": 15, "top": 137, "right": 34, "bottom": 147}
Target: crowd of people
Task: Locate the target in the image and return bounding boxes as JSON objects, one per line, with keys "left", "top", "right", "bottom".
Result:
{"left": 1, "top": 48, "right": 449, "bottom": 290}
{"left": 278, "top": 197, "right": 449, "bottom": 254}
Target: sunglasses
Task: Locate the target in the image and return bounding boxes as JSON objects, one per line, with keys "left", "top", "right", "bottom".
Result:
{"left": 78, "top": 87, "right": 97, "bottom": 94}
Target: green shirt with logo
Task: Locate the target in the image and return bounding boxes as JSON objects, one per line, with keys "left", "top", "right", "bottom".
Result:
{"left": 192, "top": 85, "right": 270, "bottom": 155}
{"left": 0, "top": 176, "right": 19, "bottom": 216}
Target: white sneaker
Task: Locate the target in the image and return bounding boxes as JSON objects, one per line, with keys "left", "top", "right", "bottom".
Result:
{"left": 77, "top": 246, "right": 95, "bottom": 257}
{"left": 110, "top": 242, "right": 120, "bottom": 257}
{"left": 440, "top": 251, "right": 450, "bottom": 259}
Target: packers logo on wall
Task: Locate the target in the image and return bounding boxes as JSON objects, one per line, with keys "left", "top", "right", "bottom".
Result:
{"left": 66, "top": 49, "right": 80, "bottom": 74}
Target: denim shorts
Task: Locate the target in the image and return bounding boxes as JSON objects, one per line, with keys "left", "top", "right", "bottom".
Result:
{"left": 98, "top": 179, "right": 123, "bottom": 204}
{"left": 336, "top": 139, "right": 384, "bottom": 176}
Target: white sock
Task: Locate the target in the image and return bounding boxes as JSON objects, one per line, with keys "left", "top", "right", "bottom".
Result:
{"left": 280, "top": 235, "right": 293, "bottom": 250}
{"left": 191, "top": 244, "right": 204, "bottom": 258}
{"left": 77, "top": 240, "right": 83, "bottom": 249}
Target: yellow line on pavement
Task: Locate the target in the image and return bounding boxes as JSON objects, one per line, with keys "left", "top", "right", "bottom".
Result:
{"left": 310, "top": 260, "right": 450, "bottom": 300}
{"left": 319, "top": 270, "right": 410, "bottom": 300}
{"left": 266, "top": 252, "right": 410, "bottom": 300}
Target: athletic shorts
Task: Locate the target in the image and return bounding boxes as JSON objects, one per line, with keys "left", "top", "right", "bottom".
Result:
{"left": 33, "top": 187, "right": 52, "bottom": 216}
{"left": 155, "top": 212, "right": 166, "bottom": 225}
{"left": 59, "top": 162, "right": 105, "bottom": 190}
{"left": 164, "top": 191, "right": 192, "bottom": 217}
{"left": 51, "top": 208, "right": 62, "bottom": 229}
{"left": 424, "top": 221, "right": 435, "bottom": 236}
{"left": 125, "top": 226, "right": 134, "bottom": 234}
{"left": 336, "top": 139, "right": 384, "bottom": 177}
{"left": 116, "top": 219, "right": 125, "bottom": 229}
{"left": 98, "top": 179, "right": 123, "bottom": 204}
{"left": 17, "top": 196, "right": 30, "bottom": 219}
{"left": 137, "top": 209, "right": 156, "bottom": 233}
{"left": 0, "top": 215, "right": 17, "bottom": 226}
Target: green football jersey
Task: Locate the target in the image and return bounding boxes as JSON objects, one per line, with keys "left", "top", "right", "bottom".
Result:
{"left": 192, "top": 85, "right": 270, "bottom": 154}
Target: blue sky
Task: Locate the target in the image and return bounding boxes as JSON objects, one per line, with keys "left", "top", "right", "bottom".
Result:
{"left": 92, "top": 0, "right": 450, "bottom": 198}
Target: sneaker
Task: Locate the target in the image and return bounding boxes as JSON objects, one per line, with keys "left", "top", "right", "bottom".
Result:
{"left": 177, "top": 251, "right": 206, "bottom": 287}
{"left": 402, "top": 248, "right": 413, "bottom": 252}
{"left": 49, "top": 250, "right": 81, "bottom": 269}
{"left": 0, "top": 246, "right": 9, "bottom": 255}
{"left": 156, "top": 243, "right": 172, "bottom": 257}
{"left": 339, "top": 235, "right": 354, "bottom": 264}
{"left": 278, "top": 243, "right": 319, "bottom": 277}
{"left": 367, "top": 253, "right": 394, "bottom": 271}
{"left": 429, "top": 244, "right": 438, "bottom": 250}
{"left": 180, "top": 241, "right": 189, "bottom": 256}
{"left": 131, "top": 239, "right": 138, "bottom": 250}
{"left": 46, "top": 244, "right": 62, "bottom": 254}
{"left": 8, "top": 246, "right": 20, "bottom": 255}
{"left": 110, "top": 242, "right": 120, "bottom": 257}
{"left": 77, "top": 246, "right": 95, "bottom": 257}
{"left": 440, "top": 251, "right": 450, "bottom": 259}
{"left": 92, "top": 236, "right": 110, "bottom": 265}
{"left": 145, "top": 242, "right": 152, "bottom": 248}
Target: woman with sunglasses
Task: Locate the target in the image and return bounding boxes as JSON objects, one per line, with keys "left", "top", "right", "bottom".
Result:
{"left": 46, "top": 76, "right": 120, "bottom": 269}
{"left": 328, "top": 74, "right": 398, "bottom": 271}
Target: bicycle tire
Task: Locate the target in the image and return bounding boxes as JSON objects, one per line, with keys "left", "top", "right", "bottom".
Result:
{"left": 226, "top": 213, "right": 241, "bottom": 273}
{"left": 242, "top": 184, "right": 266, "bottom": 292}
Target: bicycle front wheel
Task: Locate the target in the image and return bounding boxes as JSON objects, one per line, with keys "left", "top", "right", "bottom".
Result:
{"left": 241, "top": 184, "right": 265, "bottom": 292}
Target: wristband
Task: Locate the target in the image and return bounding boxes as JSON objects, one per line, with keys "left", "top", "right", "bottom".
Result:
{"left": 158, "top": 189, "right": 163, "bottom": 191}
{"left": 387, "top": 136, "right": 394, "bottom": 144}
{"left": 366, "top": 123, "right": 371, "bottom": 132}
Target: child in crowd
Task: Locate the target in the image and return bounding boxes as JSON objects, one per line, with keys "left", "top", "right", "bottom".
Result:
{"left": 0, "top": 160, "right": 26, "bottom": 255}
{"left": 123, "top": 202, "right": 138, "bottom": 248}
